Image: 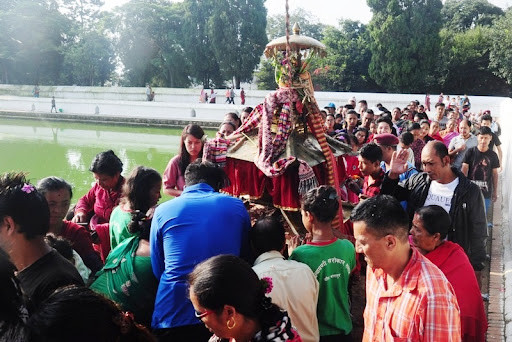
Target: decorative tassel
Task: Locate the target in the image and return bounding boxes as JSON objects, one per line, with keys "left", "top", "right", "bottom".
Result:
{"left": 298, "top": 161, "right": 318, "bottom": 195}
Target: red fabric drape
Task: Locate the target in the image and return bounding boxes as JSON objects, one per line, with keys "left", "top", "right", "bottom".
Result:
{"left": 223, "top": 156, "right": 347, "bottom": 211}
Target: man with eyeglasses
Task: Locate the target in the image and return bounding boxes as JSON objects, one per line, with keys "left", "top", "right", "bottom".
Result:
{"left": 381, "top": 140, "right": 487, "bottom": 287}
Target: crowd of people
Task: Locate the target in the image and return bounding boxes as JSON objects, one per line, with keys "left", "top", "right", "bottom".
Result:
{"left": 0, "top": 94, "right": 499, "bottom": 341}
{"left": 199, "top": 87, "right": 246, "bottom": 105}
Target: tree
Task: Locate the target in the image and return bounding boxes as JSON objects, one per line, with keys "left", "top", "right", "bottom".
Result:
{"left": 489, "top": 9, "right": 512, "bottom": 91}
{"left": 109, "top": 0, "right": 190, "bottom": 87}
{"left": 266, "top": 8, "right": 327, "bottom": 41}
{"left": 367, "top": 0, "right": 443, "bottom": 93}
{"left": 441, "top": 0, "right": 504, "bottom": 32}
{"left": 254, "top": 58, "right": 278, "bottom": 90}
{"left": 0, "top": 0, "right": 72, "bottom": 85}
{"left": 58, "top": 0, "right": 104, "bottom": 29}
{"left": 0, "top": 1, "right": 18, "bottom": 83}
{"left": 182, "top": 0, "right": 223, "bottom": 87}
{"left": 61, "top": 30, "right": 115, "bottom": 86}
{"left": 207, "top": 0, "right": 268, "bottom": 88}
{"left": 438, "top": 26, "right": 509, "bottom": 95}
{"left": 313, "top": 21, "right": 381, "bottom": 92}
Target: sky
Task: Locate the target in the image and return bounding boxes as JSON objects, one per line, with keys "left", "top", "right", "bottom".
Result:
{"left": 102, "top": 0, "right": 511, "bottom": 26}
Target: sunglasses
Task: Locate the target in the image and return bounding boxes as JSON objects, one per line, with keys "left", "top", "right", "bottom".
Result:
{"left": 194, "top": 309, "right": 213, "bottom": 318}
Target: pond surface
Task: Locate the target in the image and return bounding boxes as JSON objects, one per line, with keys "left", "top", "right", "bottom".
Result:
{"left": 0, "top": 118, "right": 215, "bottom": 202}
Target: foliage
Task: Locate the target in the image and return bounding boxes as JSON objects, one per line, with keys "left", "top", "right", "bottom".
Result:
{"left": 181, "top": 0, "right": 223, "bottom": 87}
{"left": 441, "top": 0, "right": 503, "bottom": 32}
{"left": 61, "top": 30, "right": 115, "bottom": 86}
{"left": 58, "top": 0, "right": 104, "bottom": 29}
{"left": 367, "top": 0, "right": 443, "bottom": 93}
{"left": 255, "top": 58, "right": 278, "bottom": 90}
{"left": 438, "top": 26, "right": 509, "bottom": 95}
{"left": 489, "top": 9, "right": 512, "bottom": 90}
{"left": 206, "top": 0, "right": 268, "bottom": 88}
{"left": 108, "top": 0, "right": 190, "bottom": 87}
{"left": 266, "top": 8, "right": 327, "bottom": 41}
{"left": 313, "top": 21, "right": 381, "bottom": 92}
{"left": 0, "top": 0, "right": 72, "bottom": 85}
{"left": 0, "top": 0, "right": 511, "bottom": 94}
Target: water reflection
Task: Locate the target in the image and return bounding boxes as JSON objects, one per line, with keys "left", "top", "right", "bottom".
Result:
{"left": 0, "top": 118, "right": 199, "bottom": 201}
{"left": 66, "top": 149, "right": 84, "bottom": 171}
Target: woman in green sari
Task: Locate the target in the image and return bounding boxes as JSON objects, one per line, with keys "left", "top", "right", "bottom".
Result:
{"left": 90, "top": 166, "right": 162, "bottom": 327}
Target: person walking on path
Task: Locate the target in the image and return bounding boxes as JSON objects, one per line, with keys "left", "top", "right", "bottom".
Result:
{"left": 145, "top": 84, "right": 152, "bottom": 101}
{"left": 240, "top": 88, "right": 245, "bottom": 105}
{"left": 209, "top": 88, "right": 216, "bottom": 104}
{"left": 352, "top": 195, "right": 461, "bottom": 341}
{"left": 381, "top": 140, "right": 488, "bottom": 287}
{"left": 229, "top": 87, "right": 236, "bottom": 104}
{"left": 50, "top": 96, "right": 57, "bottom": 113}
{"left": 225, "top": 88, "right": 231, "bottom": 103}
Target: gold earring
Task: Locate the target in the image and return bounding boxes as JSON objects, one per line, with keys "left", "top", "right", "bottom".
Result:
{"left": 227, "top": 317, "right": 236, "bottom": 330}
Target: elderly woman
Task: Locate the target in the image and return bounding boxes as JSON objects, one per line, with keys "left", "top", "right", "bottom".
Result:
{"left": 410, "top": 205, "right": 487, "bottom": 342}
{"left": 439, "top": 119, "right": 459, "bottom": 147}
{"left": 37, "top": 177, "right": 103, "bottom": 275}
{"left": 429, "top": 121, "right": 444, "bottom": 142}
{"left": 189, "top": 254, "right": 302, "bottom": 342}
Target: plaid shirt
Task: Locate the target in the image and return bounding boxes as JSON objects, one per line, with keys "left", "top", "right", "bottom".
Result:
{"left": 363, "top": 248, "right": 461, "bottom": 341}
{"left": 362, "top": 168, "right": 385, "bottom": 198}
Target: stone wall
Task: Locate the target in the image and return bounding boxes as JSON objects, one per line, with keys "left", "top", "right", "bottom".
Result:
{"left": 0, "top": 85, "right": 505, "bottom": 119}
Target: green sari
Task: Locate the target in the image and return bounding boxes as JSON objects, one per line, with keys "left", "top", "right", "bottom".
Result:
{"left": 90, "top": 235, "right": 157, "bottom": 326}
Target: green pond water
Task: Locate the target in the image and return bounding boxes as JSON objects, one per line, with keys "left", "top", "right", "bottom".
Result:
{"left": 0, "top": 118, "right": 215, "bottom": 202}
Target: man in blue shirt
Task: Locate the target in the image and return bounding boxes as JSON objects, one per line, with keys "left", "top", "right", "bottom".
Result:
{"left": 150, "top": 161, "right": 251, "bottom": 341}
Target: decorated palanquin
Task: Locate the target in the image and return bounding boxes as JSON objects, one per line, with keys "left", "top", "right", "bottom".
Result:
{"left": 203, "top": 24, "right": 353, "bottom": 235}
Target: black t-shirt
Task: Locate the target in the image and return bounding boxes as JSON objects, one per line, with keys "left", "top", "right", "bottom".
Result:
{"left": 17, "top": 249, "right": 84, "bottom": 310}
{"left": 489, "top": 132, "right": 501, "bottom": 151}
{"left": 462, "top": 146, "right": 500, "bottom": 198}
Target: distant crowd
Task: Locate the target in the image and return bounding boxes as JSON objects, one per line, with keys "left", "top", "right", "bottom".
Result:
{"left": 0, "top": 93, "right": 498, "bottom": 341}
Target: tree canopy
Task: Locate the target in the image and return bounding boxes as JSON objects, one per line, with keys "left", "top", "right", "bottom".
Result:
{"left": 0, "top": 0, "right": 511, "bottom": 95}
{"left": 367, "top": 0, "right": 443, "bottom": 93}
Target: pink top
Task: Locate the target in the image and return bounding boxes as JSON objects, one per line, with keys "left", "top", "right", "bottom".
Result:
{"left": 163, "top": 155, "right": 186, "bottom": 192}
{"left": 442, "top": 131, "right": 459, "bottom": 148}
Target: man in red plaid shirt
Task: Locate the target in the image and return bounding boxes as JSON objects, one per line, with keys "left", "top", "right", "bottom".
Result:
{"left": 351, "top": 195, "right": 461, "bottom": 341}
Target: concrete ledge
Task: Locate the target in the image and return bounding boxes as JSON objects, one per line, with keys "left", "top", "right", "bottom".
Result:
{"left": 0, "top": 110, "right": 222, "bottom": 129}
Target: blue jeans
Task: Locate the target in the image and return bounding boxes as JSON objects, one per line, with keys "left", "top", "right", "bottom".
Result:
{"left": 484, "top": 198, "right": 491, "bottom": 215}
{"left": 485, "top": 198, "right": 492, "bottom": 227}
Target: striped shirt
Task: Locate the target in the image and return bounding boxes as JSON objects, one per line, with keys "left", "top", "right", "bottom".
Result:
{"left": 363, "top": 248, "right": 461, "bottom": 341}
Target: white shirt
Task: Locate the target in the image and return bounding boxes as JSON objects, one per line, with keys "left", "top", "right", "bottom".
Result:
{"left": 423, "top": 177, "right": 460, "bottom": 213}
{"left": 397, "top": 146, "right": 415, "bottom": 166}
{"left": 253, "top": 251, "right": 319, "bottom": 342}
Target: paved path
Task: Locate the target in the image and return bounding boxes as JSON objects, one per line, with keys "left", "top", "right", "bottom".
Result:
{"left": 488, "top": 174, "right": 509, "bottom": 342}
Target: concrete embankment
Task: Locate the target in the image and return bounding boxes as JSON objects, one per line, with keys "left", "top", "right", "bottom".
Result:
{"left": 0, "top": 110, "right": 223, "bottom": 130}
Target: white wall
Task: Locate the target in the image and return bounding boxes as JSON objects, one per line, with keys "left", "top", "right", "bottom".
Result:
{"left": 0, "top": 85, "right": 505, "bottom": 119}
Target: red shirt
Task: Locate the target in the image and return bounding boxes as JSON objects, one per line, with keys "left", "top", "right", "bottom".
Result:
{"left": 61, "top": 221, "right": 103, "bottom": 273}
{"left": 362, "top": 168, "right": 384, "bottom": 198}
{"left": 363, "top": 248, "right": 461, "bottom": 341}
{"left": 75, "top": 177, "right": 124, "bottom": 224}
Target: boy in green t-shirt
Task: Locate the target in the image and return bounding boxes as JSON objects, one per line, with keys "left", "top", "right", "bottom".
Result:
{"left": 290, "top": 185, "right": 356, "bottom": 341}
